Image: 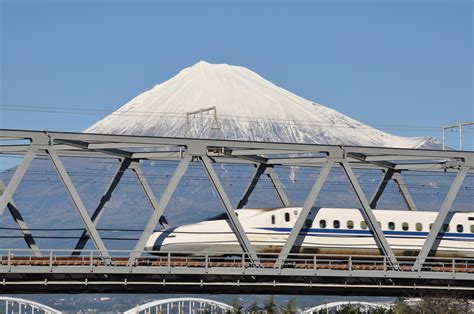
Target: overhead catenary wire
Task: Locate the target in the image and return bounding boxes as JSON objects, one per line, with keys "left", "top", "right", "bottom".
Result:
{"left": 2, "top": 103, "right": 473, "bottom": 134}
{"left": 0, "top": 176, "right": 472, "bottom": 197}
{"left": 1, "top": 168, "right": 473, "bottom": 190}
{"left": 2, "top": 155, "right": 474, "bottom": 178}
{"left": 1, "top": 160, "right": 473, "bottom": 184}
{"left": 1, "top": 164, "right": 473, "bottom": 196}
{"left": 1, "top": 163, "right": 473, "bottom": 185}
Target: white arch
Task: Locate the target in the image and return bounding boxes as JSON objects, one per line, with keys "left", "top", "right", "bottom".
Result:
{"left": 0, "top": 296, "right": 62, "bottom": 313}
{"left": 303, "top": 301, "right": 391, "bottom": 313}
{"left": 124, "top": 297, "right": 234, "bottom": 314}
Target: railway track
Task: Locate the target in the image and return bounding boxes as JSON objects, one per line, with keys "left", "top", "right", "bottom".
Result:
{"left": 2, "top": 256, "right": 474, "bottom": 273}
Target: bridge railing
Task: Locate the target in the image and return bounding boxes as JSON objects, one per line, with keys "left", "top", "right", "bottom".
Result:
{"left": 1, "top": 249, "right": 474, "bottom": 274}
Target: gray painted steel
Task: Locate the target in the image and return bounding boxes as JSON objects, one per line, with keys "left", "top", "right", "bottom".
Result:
{"left": 72, "top": 158, "right": 132, "bottom": 255}
{"left": 201, "top": 156, "right": 260, "bottom": 264}
{"left": 415, "top": 167, "right": 469, "bottom": 268}
{"left": 392, "top": 172, "right": 418, "bottom": 211}
{"left": 265, "top": 166, "right": 291, "bottom": 207}
{"left": 0, "top": 150, "right": 34, "bottom": 216}
{"left": 46, "top": 148, "right": 111, "bottom": 260}
{"left": 0, "top": 178, "right": 41, "bottom": 257}
{"left": 237, "top": 163, "right": 267, "bottom": 209}
{"left": 369, "top": 169, "right": 394, "bottom": 209}
{"left": 341, "top": 161, "right": 398, "bottom": 267}
{"left": 0, "top": 249, "right": 473, "bottom": 295}
{"left": 130, "top": 160, "right": 169, "bottom": 229}
{"left": 0, "top": 129, "right": 473, "bottom": 295}
{"left": 276, "top": 160, "right": 334, "bottom": 267}
{"left": 130, "top": 155, "right": 192, "bottom": 261}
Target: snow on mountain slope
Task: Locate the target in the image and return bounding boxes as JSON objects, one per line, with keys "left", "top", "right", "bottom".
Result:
{"left": 85, "top": 61, "right": 438, "bottom": 148}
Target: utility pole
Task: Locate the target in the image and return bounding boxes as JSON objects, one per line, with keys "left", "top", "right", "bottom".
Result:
{"left": 442, "top": 122, "right": 473, "bottom": 150}
{"left": 185, "top": 106, "right": 222, "bottom": 138}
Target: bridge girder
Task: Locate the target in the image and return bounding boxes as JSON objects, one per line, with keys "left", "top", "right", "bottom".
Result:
{"left": 0, "top": 128, "right": 473, "bottom": 279}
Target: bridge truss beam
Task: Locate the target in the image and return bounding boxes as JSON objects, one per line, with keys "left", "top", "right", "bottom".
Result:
{"left": 415, "top": 167, "right": 469, "bottom": 268}
{"left": 341, "top": 160, "right": 399, "bottom": 267}
{"left": 46, "top": 147, "right": 111, "bottom": 261}
{"left": 237, "top": 163, "right": 290, "bottom": 209}
{"left": 201, "top": 155, "right": 260, "bottom": 264}
{"left": 0, "top": 178, "right": 41, "bottom": 257}
{"left": 130, "top": 155, "right": 192, "bottom": 261}
{"left": 72, "top": 158, "right": 132, "bottom": 255}
{"left": 276, "top": 159, "right": 334, "bottom": 267}
{"left": 0, "top": 129, "right": 473, "bottom": 276}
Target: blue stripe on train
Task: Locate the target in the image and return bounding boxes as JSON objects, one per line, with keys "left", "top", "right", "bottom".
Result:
{"left": 257, "top": 227, "right": 474, "bottom": 240}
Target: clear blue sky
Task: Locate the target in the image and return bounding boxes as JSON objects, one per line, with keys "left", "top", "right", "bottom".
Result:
{"left": 1, "top": 0, "right": 473, "bottom": 149}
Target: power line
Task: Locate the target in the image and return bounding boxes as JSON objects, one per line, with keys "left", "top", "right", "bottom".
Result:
{"left": 2, "top": 103, "right": 472, "bottom": 134}
{"left": 3, "top": 156, "right": 473, "bottom": 178}
{"left": 2, "top": 168, "right": 472, "bottom": 190}
{"left": 2, "top": 176, "right": 473, "bottom": 197}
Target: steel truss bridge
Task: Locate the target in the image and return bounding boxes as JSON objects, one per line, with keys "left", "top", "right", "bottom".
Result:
{"left": 0, "top": 129, "right": 473, "bottom": 295}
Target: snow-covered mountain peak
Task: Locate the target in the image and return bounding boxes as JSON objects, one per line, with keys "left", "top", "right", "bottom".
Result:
{"left": 85, "top": 61, "right": 439, "bottom": 149}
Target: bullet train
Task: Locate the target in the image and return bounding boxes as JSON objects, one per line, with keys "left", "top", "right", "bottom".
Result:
{"left": 145, "top": 207, "right": 474, "bottom": 257}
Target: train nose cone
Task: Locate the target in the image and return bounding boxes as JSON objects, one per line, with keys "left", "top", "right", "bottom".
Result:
{"left": 145, "top": 231, "right": 163, "bottom": 251}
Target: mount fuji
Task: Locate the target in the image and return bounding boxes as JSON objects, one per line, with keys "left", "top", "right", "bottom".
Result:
{"left": 3, "top": 61, "right": 459, "bottom": 253}
{"left": 86, "top": 61, "right": 439, "bottom": 149}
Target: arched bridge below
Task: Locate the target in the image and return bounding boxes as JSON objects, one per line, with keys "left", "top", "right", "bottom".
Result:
{"left": 124, "top": 297, "right": 234, "bottom": 314}
{"left": 0, "top": 296, "right": 62, "bottom": 314}
{"left": 303, "top": 301, "right": 391, "bottom": 313}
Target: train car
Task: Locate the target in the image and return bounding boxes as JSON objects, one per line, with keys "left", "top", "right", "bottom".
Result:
{"left": 145, "top": 207, "right": 474, "bottom": 257}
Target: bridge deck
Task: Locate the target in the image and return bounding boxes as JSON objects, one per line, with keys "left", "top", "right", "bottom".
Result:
{"left": 1, "top": 250, "right": 474, "bottom": 296}
{"left": 2, "top": 255, "right": 474, "bottom": 273}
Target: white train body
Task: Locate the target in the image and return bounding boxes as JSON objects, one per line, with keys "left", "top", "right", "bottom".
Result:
{"left": 145, "top": 207, "right": 474, "bottom": 257}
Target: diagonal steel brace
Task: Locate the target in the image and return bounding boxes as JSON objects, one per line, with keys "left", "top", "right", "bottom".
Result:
{"left": 237, "top": 163, "right": 267, "bottom": 209}
{"left": 201, "top": 156, "right": 260, "bottom": 265}
{"left": 0, "top": 150, "right": 35, "bottom": 216}
{"left": 341, "top": 161, "right": 398, "bottom": 268}
{"left": 72, "top": 158, "right": 132, "bottom": 255}
{"left": 415, "top": 167, "right": 468, "bottom": 268}
{"left": 0, "top": 178, "right": 42, "bottom": 257}
{"left": 265, "top": 166, "right": 291, "bottom": 207}
{"left": 129, "top": 155, "right": 191, "bottom": 262}
{"left": 275, "top": 160, "right": 334, "bottom": 268}
{"left": 46, "top": 148, "right": 110, "bottom": 261}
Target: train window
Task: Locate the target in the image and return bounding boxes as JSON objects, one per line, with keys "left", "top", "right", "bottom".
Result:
{"left": 347, "top": 220, "right": 354, "bottom": 229}
{"left": 333, "top": 220, "right": 340, "bottom": 229}
{"left": 271, "top": 215, "right": 275, "bottom": 225}
{"left": 388, "top": 222, "right": 395, "bottom": 230}
{"left": 320, "top": 220, "right": 327, "bottom": 228}
{"left": 471, "top": 225, "right": 474, "bottom": 233}
{"left": 416, "top": 223, "right": 423, "bottom": 232}
{"left": 443, "top": 224, "right": 450, "bottom": 232}
{"left": 305, "top": 219, "right": 313, "bottom": 228}
{"left": 402, "top": 222, "right": 409, "bottom": 231}
{"left": 457, "top": 224, "right": 464, "bottom": 233}
{"left": 284, "top": 212, "right": 290, "bottom": 222}
{"left": 361, "top": 221, "right": 368, "bottom": 229}
{"left": 429, "top": 223, "right": 433, "bottom": 230}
